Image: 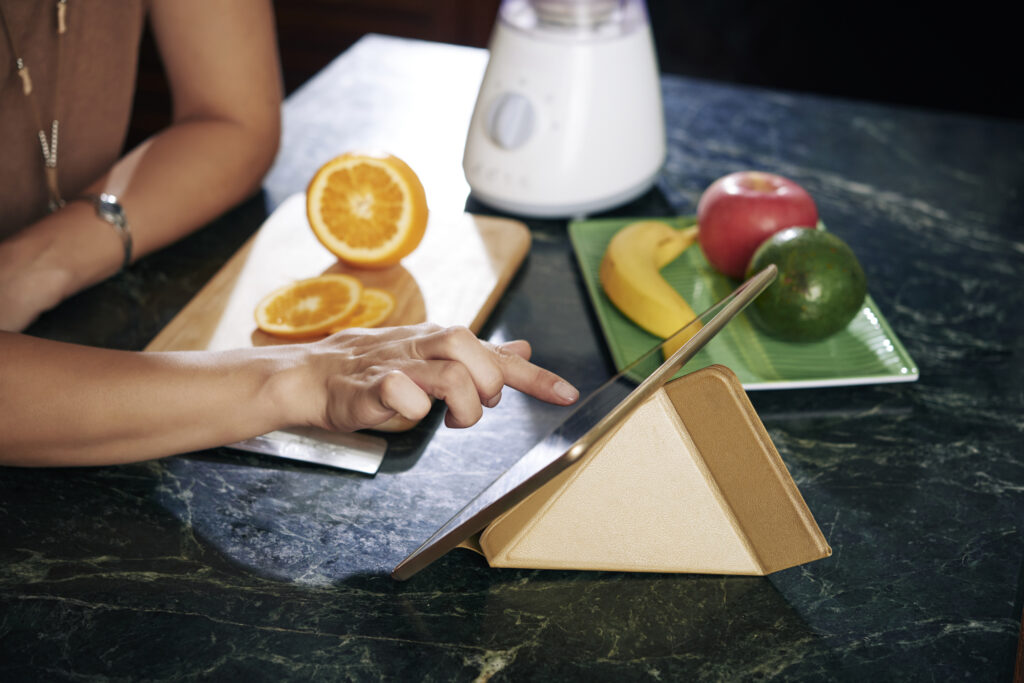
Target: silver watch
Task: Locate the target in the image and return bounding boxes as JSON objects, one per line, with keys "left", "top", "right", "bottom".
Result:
{"left": 82, "top": 193, "right": 133, "bottom": 272}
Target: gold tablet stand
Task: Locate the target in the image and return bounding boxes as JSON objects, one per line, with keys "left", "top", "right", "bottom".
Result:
{"left": 460, "top": 365, "right": 831, "bottom": 575}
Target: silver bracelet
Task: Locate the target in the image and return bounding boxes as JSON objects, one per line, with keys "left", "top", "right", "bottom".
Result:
{"left": 81, "top": 193, "right": 133, "bottom": 272}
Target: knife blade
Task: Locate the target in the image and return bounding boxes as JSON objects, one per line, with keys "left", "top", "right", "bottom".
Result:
{"left": 229, "top": 426, "right": 387, "bottom": 474}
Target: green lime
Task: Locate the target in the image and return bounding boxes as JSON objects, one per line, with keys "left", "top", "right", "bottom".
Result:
{"left": 745, "top": 227, "right": 867, "bottom": 343}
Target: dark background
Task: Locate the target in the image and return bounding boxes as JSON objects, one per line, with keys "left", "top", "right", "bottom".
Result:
{"left": 127, "top": 0, "right": 1014, "bottom": 150}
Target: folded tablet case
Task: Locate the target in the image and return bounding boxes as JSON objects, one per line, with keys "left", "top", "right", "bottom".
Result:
{"left": 460, "top": 365, "right": 831, "bottom": 575}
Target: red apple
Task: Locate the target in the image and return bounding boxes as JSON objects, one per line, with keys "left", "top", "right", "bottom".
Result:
{"left": 697, "top": 171, "right": 819, "bottom": 279}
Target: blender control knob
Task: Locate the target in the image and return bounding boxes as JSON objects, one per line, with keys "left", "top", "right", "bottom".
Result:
{"left": 486, "top": 92, "right": 535, "bottom": 149}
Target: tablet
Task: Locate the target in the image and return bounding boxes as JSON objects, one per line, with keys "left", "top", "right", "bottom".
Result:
{"left": 391, "top": 265, "right": 778, "bottom": 580}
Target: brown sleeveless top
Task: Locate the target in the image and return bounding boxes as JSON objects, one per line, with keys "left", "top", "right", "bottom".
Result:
{"left": 0, "top": 1, "right": 146, "bottom": 238}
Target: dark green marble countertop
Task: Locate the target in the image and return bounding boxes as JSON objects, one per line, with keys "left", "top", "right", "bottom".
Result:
{"left": 4, "top": 35, "right": 1023, "bottom": 681}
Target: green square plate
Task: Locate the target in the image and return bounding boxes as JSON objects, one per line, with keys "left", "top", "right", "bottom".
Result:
{"left": 569, "top": 216, "right": 919, "bottom": 389}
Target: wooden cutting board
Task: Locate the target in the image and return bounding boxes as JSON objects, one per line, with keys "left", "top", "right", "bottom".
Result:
{"left": 146, "top": 193, "right": 531, "bottom": 354}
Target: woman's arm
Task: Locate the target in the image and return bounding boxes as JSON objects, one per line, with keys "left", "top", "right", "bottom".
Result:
{"left": 0, "top": 326, "right": 580, "bottom": 467}
{"left": 0, "top": 0, "right": 282, "bottom": 331}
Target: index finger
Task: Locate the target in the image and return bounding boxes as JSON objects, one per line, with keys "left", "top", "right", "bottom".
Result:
{"left": 491, "top": 344, "right": 579, "bottom": 406}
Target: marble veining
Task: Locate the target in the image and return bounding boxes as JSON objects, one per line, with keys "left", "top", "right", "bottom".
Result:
{"left": 3, "top": 35, "right": 1022, "bottom": 681}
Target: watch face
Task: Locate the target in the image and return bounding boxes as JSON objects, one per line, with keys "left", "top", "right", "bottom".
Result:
{"left": 97, "top": 196, "right": 125, "bottom": 223}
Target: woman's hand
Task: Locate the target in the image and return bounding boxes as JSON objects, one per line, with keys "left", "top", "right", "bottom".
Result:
{"left": 0, "top": 201, "right": 121, "bottom": 332}
{"left": 294, "top": 324, "right": 580, "bottom": 432}
{"left": 0, "top": 254, "right": 65, "bottom": 332}
{"left": 0, "top": 324, "right": 579, "bottom": 466}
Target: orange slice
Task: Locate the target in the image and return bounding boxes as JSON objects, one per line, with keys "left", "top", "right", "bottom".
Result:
{"left": 255, "top": 274, "right": 363, "bottom": 339}
{"left": 306, "top": 151, "right": 429, "bottom": 268}
{"left": 331, "top": 288, "right": 396, "bottom": 331}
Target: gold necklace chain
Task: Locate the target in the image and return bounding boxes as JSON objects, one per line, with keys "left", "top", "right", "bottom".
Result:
{"left": 0, "top": 0, "right": 68, "bottom": 213}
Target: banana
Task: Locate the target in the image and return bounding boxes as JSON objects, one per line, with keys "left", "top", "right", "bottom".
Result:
{"left": 599, "top": 220, "right": 702, "bottom": 358}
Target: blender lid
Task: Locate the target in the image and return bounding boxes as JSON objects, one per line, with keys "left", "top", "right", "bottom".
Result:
{"left": 498, "top": 0, "right": 649, "bottom": 39}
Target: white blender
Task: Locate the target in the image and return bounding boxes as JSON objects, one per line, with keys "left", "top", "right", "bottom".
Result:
{"left": 463, "top": 0, "right": 666, "bottom": 218}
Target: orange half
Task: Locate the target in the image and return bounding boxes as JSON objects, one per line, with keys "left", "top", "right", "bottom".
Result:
{"left": 306, "top": 152, "right": 429, "bottom": 268}
{"left": 255, "top": 274, "right": 363, "bottom": 339}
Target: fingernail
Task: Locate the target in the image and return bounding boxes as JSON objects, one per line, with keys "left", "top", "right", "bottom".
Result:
{"left": 553, "top": 380, "right": 579, "bottom": 404}
{"left": 484, "top": 391, "right": 502, "bottom": 408}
